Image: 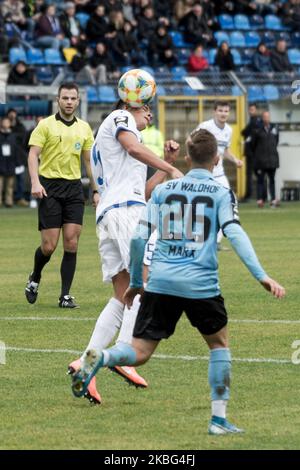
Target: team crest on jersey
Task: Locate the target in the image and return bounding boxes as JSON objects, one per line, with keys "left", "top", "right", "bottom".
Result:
{"left": 114, "top": 116, "right": 129, "bottom": 127}
{"left": 74, "top": 142, "right": 81, "bottom": 150}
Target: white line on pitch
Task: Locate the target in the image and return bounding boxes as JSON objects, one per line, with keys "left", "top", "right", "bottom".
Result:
{"left": 4, "top": 346, "right": 291, "bottom": 364}
{"left": 1, "top": 317, "right": 300, "bottom": 325}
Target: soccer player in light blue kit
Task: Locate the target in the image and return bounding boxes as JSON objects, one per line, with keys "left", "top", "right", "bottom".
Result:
{"left": 71, "top": 129, "right": 285, "bottom": 434}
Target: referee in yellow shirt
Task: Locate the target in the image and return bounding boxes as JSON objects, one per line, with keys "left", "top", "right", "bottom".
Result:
{"left": 25, "top": 82, "right": 99, "bottom": 308}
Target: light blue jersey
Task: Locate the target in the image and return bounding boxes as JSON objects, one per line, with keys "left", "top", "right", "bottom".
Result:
{"left": 130, "top": 168, "right": 267, "bottom": 299}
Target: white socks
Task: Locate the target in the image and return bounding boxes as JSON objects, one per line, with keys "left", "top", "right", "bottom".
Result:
{"left": 116, "top": 294, "right": 141, "bottom": 345}
{"left": 212, "top": 400, "right": 227, "bottom": 419}
{"left": 82, "top": 298, "right": 124, "bottom": 358}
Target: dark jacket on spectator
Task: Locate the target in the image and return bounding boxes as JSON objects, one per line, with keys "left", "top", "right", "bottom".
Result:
{"left": 59, "top": 12, "right": 82, "bottom": 39}
{"left": 252, "top": 124, "right": 279, "bottom": 170}
{"left": 7, "top": 66, "right": 35, "bottom": 85}
{"left": 0, "top": 131, "right": 19, "bottom": 176}
{"left": 90, "top": 49, "right": 115, "bottom": 72}
{"left": 252, "top": 50, "right": 273, "bottom": 72}
{"left": 215, "top": 49, "right": 235, "bottom": 71}
{"left": 113, "top": 29, "right": 140, "bottom": 56}
{"left": 242, "top": 115, "right": 263, "bottom": 158}
{"left": 35, "top": 14, "right": 62, "bottom": 37}
{"left": 86, "top": 14, "right": 109, "bottom": 41}
{"left": 270, "top": 49, "right": 293, "bottom": 72}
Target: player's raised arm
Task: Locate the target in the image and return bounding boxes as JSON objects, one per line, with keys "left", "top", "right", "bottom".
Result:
{"left": 219, "top": 191, "right": 285, "bottom": 299}
{"left": 118, "top": 131, "right": 183, "bottom": 180}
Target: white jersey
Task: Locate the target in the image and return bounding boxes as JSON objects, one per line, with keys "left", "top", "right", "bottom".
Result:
{"left": 91, "top": 109, "right": 147, "bottom": 223}
{"left": 197, "top": 119, "right": 232, "bottom": 178}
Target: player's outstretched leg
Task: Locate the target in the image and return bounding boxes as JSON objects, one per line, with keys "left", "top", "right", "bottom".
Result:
{"left": 70, "top": 342, "right": 137, "bottom": 399}
{"left": 208, "top": 348, "right": 244, "bottom": 435}
{"left": 68, "top": 358, "right": 102, "bottom": 405}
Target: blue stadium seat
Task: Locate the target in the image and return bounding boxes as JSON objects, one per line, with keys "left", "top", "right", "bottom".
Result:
{"left": 87, "top": 86, "right": 99, "bottom": 103}
{"left": 178, "top": 48, "right": 190, "bottom": 65}
{"left": 248, "top": 85, "right": 265, "bottom": 102}
{"left": 9, "top": 47, "right": 27, "bottom": 64}
{"left": 214, "top": 31, "right": 230, "bottom": 46}
{"left": 169, "top": 31, "right": 190, "bottom": 48}
{"left": 141, "top": 66, "right": 155, "bottom": 76}
{"left": 231, "top": 49, "right": 242, "bottom": 65}
{"left": 36, "top": 66, "right": 54, "bottom": 84}
{"left": 288, "top": 48, "right": 300, "bottom": 65}
{"left": 250, "top": 14, "right": 264, "bottom": 30}
{"left": 218, "top": 14, "right": 234, "bottom": 30}
{"left": 182, "top": 86, "right": 198, "bottom": 96}
{"left": 265, "top": 14, "right": 285, "bottom": 31}
{"left": 230, "top": 32, "right": 246, "bottom": 48}
{"left": 263, "top": 85, "right": 279, "bottom": 101}
{"left": 234, "top": 14, "right": 250, "bottom": 30}
{"left": 261, "top": 31, "right": 276, "bottom": 47}
{"left": 156, "top": 85, "right": 166, "bottom": 96}
{"left": 208, "top": 49, "right": 217, "bottom": 65}
{"left": 242, "top": 48, "right": 253, "bottom": 65}
{"left": 75, "top": 12, "right": 90, "bottom": 29}
{"left": 171, "top": 66, "right": 186, "bottom": 80}
{"left": 44, "top": 48, "right": 65, "bottom": 65}
{"left": 232, "top": 85, "right": 243, "bottom": 96}
{"left": 27, "top": 48, "right": 44, "bottom": 65}
{"left": 98, "top": 85, "right": 117, "bottom": 103}
{"left": 292, "top": 32, "right": 300, "bottom": 47}
{"left": 245, "top": 31, "right": 261, "bottom": 48}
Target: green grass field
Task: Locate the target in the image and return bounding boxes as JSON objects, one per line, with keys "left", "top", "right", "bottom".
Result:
{"left": 0, "top": 202, "right": 300, "bottom": 450}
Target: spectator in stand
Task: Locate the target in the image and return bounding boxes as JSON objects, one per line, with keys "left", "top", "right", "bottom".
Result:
{"left": 0, "top": 12, "right": 9, "bottom": 60}
{"left": 181, "top": 3, "right": 215, "bottom": 48}
{"left": 148, "top": 25, "right": 174, "bottom": 67}
{"left": 86, "top": 4, "right": 109, "bottom": 43}
{"left": 6, "top": 108, "right": 28, "bottom": 206}
{"left": 283, "top": 0, "right": 300, "bottom": 31}
{"left": 214, "top": 41, "right": 235, "bottom": 71}
{"left": 271, "top": 39, "right": 294, "bottom": 73}
{"left": 89, "top": 41, "right": 118, "bottom": 84}
{"left": 59, "top": 2, "right": 86, "bottom": 48}
{"left": 252, "top": 42, "right": 273, "bottom": 73}
{"left": 252, "top": 110, "right": 280, "bottom": 208}
{"left": 122, "top": 0, "right": 137, "bottom": 27}
{"left": 201, "top": 0, "right": 218, "bottom": 31}
{"left": 241, "top": 103, "right": 263, "bottom": 201}
{"left": 138, "top": 7, "right": 158, "bottom": 44}
{"left": 35, "top": 4, "right": 70, "bottom": 50}
{"left": 188, "top": 44, "right": 209, "bottom": 72}
{"left": 69, "top": 42, "right": 94, "bottom": 84}
{"left": 0, "top": 117, "right": 19, "bottom": 208}
{"left": 7, "top": 60, "right": 36, "bottom": 86}
{"left": 175, "top": 0, "right": 194, "bottom": 22}
{"left": 113, "top": 21, "right": 146, "bottom": 66}
{"left": 104, "top": 0, "right": 122, "bottom": 13}
{"left": 73, "top": 0, "right": 94, "bottom": 14}
{"left": 1, "top": 0, "right": 27, "bottom": 30}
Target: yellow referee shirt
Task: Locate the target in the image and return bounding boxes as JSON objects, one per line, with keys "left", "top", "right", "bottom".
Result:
{"left": 29, "top": 113, "right": 94, "bottom": 180}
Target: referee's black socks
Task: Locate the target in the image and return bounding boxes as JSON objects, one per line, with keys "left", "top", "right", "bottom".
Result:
{"left": 60, "top": 251, "right": 77, "bottom": 298}
{"left": 32, "top": 246, "right": 51, "bottom": 283}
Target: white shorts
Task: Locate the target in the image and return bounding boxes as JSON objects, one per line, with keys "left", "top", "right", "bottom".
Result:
{"left": 143, "top": 230, "right": 157, "bottom": 266}
{"left": 97, "top": 204, "right": 145, "bottom": 283}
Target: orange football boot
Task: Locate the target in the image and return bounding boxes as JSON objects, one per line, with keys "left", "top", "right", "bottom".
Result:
{"left": 68, "top": 358, "right": 102, "bottom": 404}
{"left": 109, "top": 366, "right": 148, "bottom": 388}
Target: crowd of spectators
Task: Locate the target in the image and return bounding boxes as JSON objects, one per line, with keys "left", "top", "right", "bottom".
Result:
{"left": 0, "top": 0, "right": 299, "bottom": 84}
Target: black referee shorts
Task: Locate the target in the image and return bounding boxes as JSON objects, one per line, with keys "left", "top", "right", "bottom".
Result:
{"left": 133, "top": 292, "right": 228, "bottom": 340}
{"left": 38, "top": 177, "right": 85, "bottom": 231}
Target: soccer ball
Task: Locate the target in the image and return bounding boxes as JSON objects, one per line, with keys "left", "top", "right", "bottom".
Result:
{"left": 117, "top": 69, "right": 156, "bottom": 108}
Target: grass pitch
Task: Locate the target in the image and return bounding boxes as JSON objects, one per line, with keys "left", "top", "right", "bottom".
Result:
{"left": 0, "top": 202, "right": 299, "bottom": 450}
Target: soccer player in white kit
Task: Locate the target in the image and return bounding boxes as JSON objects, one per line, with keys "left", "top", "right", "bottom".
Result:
{"left": 197, "top": 101, "right": 243, "bottom": 249}
{"left": 68, "top": 100, "right": 182, "bottom": 403}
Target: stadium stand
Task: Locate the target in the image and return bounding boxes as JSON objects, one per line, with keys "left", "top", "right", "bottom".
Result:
{"left": 0, "top": 0, "right": 299, "bottom": 104}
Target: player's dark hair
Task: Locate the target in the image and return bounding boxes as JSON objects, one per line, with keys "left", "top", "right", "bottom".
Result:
{"left": 113, "top": 99, "right": 126, "bottom": 110}
{"left": 58, "top": 82, "right": 79, "bottom": 97}
{"left": 214, "top": 100, "right": 230, "bottom": 110}
{"left": 186, "top": 129, "right": 217, "bottom": 164}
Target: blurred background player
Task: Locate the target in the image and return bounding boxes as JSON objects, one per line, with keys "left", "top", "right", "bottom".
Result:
{"left": 25, "top": 82, "right": 98, "bottom": 309}
{"left": 68, "top": 94, "right": 182, "bottom": 403}
{"left": 71, "top": 129, "right": 285, "bottom": 434}
{"left": 196, "top": 100, "right": 243, "bottom": 250}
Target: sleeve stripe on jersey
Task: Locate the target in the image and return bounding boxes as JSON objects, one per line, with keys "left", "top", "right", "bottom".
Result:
{"left": 221, "top": 219, "right": 241, "bottom": 236}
